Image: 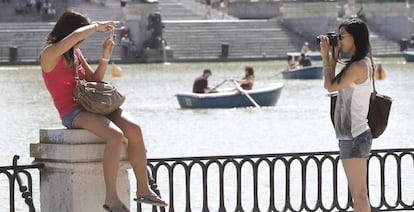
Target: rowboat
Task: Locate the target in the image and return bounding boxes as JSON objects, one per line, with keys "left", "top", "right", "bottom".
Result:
{"left": 402, "top": 51, "right": 414, "bottom": 62}
{"left": 175, "top": 83, "right": 283, "bottom": 109}
{"left": 287, "top": 52, "right": 322, "bottom": 61}
{"left": 282, "top": 66, "right": 323, "bottom": 79}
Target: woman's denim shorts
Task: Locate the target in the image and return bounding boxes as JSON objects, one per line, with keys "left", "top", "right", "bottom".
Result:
{"left": 339, "top": 129, "right": 372, "bottom": 159}
{"left": 62, "top": 108, "right": 82, "bottom": 129}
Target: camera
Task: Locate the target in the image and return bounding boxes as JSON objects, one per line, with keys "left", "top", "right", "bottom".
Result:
{"left": 316, "top": 32, "right": 338, "bottom": 46}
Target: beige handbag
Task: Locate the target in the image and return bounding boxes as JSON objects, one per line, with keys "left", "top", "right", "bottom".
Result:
{"left": 73, "top": 56, "right": 125, "bottom": 115}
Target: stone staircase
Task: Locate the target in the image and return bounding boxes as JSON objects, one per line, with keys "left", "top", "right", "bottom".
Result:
{"left": 0, "top": 22, "right": 53, "bottom": 62}
{"left": 158, "top": 0, "right": 205, "bottom": 20}
{"left": 370, "top": 32, "right": 401, "bottom": 56}
{"left": 0, "top": 0, "right": 124, "bottom": 63}
{"left": 279, "top": 2, "right": 401, "bottom": 57}
{"left": 157, "top": 0, "right": 299, "bottom": 61}
{"left": 162, "top": 19, "right": 299, "bottom": 61}
{"left": 158, "top": 0, "right": 396, "bottom": 61}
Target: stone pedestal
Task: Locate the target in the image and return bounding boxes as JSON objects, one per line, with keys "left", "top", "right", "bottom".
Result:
{"left": 30, "top": 128, "right": 131, "bottom": 212}
{"left": 123, "top": 4, "right": 159, "bottom": 53}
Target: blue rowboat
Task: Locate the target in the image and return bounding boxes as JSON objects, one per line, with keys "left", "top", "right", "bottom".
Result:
{"left": 175, "top": 83, "right": 283, "bottom": 109}
{"left": 402, "top": 51, "right": 414, "bottom": 62}
{"left": 282, "top": 66, "right": 323, "bottom": 79}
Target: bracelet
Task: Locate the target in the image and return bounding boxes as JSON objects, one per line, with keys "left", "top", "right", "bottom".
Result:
{"left": 101, "top": 57, "right": 109, "bottom": 62}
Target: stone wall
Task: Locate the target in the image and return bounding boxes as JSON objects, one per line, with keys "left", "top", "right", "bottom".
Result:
{"left": 227, "top": 1, "right": 412, "bottom": 42}
{"left": 228, "top": 1, "right": 282, "bottom": 19}
{"left": 362, "top": 2, "right": 412, "bottom": 41}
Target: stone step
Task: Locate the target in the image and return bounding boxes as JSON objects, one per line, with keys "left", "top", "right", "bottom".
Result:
{"left": 158, "top": 0, "right": 236, "bottom": 20}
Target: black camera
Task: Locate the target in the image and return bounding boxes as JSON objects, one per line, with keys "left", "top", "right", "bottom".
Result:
{"left": 316, "top": 32, "right": 338, "bottom": 46}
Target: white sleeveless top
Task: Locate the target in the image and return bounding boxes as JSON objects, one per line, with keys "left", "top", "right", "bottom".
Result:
{"left": 334, "top": 58, "right": 373, "bottom": 140}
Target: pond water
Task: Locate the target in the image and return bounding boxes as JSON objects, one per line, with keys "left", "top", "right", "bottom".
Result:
{"left": 0, "top": 57, "right": 413, "bottom": 211}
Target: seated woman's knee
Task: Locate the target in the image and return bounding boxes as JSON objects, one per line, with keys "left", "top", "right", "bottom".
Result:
{"left": 124, "top": 122, "right": 142, "bottom": 136}
{"left": 107, "top": 130, "right": 125, "bottom": 145}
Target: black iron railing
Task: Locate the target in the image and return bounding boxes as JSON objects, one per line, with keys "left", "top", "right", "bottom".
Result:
{"left": 143, "top": 148, "right": 414, "bottom": 212}
{"left": 0, "top": 155, "right": 44, "bottom": 212}
{"left": 2, "top": 149, "right": 413, "bottom": 211}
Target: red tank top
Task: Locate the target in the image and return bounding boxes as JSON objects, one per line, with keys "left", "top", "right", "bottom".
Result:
{"left": 42, "top": 51, "right": 86, "bottom": 119}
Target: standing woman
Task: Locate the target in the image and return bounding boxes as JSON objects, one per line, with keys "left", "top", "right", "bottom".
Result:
{"left": 320, "top": 18, "right": 372, "bottom": 212}
{"left": 40, "top": 9, "right": 167, "bottom": 211}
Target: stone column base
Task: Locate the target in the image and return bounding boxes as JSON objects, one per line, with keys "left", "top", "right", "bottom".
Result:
{"left": 31, "top": 128, "right": 132, "bottom": 212}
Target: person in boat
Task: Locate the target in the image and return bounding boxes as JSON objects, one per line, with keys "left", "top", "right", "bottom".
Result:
{"left": 287, "top": 55, "right": 297, "bottom": 70}
{"left": 320, "top": 18, "right": 372, "bottom": 212}
{"left": 298, "top": 53, "right": 312, "bottom": 67}
{"left": 231, "top": 65, "right": 255, "bottom": 90}
{"left": 40, "top": 9, "right": 167, "bottom": 211}
{"left": 301, "top": 41, "right": 310, "bottom": 55}
{"left": 193, "top": 69, "right": 216, "bottom": 93}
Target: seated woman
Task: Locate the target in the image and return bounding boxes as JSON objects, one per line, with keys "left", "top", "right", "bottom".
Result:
{"left": 231, "top": 65, "right": 255, "bottom": 90}
{"left": 40, "top": 9, "right": 167, "bottom": 211}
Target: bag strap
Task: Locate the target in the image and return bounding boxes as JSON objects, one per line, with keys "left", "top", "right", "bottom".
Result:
{"left": 73, "top": 50, "right": 80, "bottom": 81}
{"left": 369, "top": 53, "right": 377, "bottom": 100}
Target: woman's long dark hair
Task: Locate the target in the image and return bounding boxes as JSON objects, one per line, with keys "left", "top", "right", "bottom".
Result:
{"left": 334, "top": 18, "right": 370, "bottom": 83}
{"left": 244, "top": 66, "right": 255, "bottom": 78}
{"left": 46, "top": 8, "right": 90, "bottom": 64}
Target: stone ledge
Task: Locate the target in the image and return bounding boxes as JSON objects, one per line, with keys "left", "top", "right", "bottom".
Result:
{"left": 30, "top": 143, "right": 129, "bottom": 163}
{"left": 39, "top": 128, "right": 105, "bottom": 144}
{"left": 33, "top": 128, "right": 129, "bottom": 163}
{"left": 37, "top": 161, "right": 131, "bottom": 172}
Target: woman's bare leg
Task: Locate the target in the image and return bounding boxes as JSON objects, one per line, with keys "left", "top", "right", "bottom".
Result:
{"left": 342, "top": 158, "right": 371, "bottom": 212}
{"left": 109, "top": 109, "right": 166, "bottom": 204}
{"left": 74, "top": 111, "right": 128, "bottom": 211}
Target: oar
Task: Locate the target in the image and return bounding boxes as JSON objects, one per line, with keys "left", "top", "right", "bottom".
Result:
{"left": 232, "top": 80, "right": 260, "bottom": 108}
{"left": 212, "top": 80, "right": 227, "bottom": 90}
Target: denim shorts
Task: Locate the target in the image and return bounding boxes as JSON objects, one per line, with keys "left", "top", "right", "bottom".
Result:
{"left": 338, "top": 130, "right": 372, "bottom": 159}
{"left": 62, "top": 108, "right": 82, "bottom": 129}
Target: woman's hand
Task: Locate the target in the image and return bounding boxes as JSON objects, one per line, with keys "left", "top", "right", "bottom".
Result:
{"left": 95, "top": 21, "right": 116, "bottom": 34}
{"left": 102, "top": 33, "right": 115, "bottom": 60}
{"left": 319, "top": 35, "right": 340, "bottom": 64}
{"left": 319, "top": 35, "right": 330, "bottom": 60}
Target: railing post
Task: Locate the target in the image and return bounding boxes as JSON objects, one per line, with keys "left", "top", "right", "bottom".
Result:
{"left": 12, "top": 155, "right": 36, "bottom": 212}
{"left": 30, "top": 128, "right": 131, "bottom": 211}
